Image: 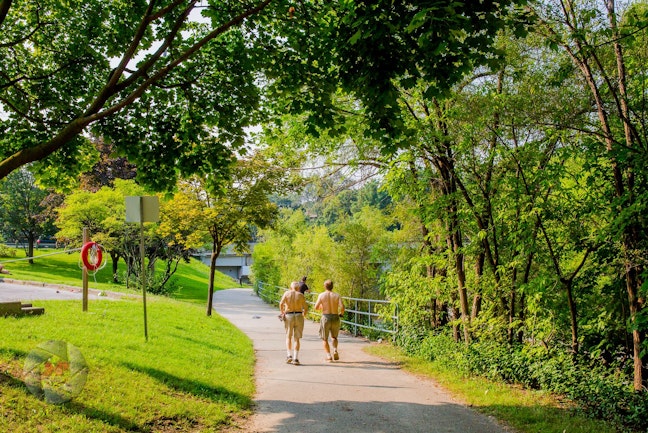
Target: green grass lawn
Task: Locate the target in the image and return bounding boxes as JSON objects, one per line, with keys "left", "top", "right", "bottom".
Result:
{"left": 0, "top": 298, "right": 254, "bottom": 433}
{"left": 0, "top": 247, "right": 254, "bottom": 432}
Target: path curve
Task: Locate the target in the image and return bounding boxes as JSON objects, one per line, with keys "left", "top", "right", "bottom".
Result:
{"left": 213, "top": 288, "right": 511, "bottom": 433}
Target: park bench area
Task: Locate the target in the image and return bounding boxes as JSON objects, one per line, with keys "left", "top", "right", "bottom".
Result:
{"left": 0, "top": 301, "right": 44, "bottom": 317}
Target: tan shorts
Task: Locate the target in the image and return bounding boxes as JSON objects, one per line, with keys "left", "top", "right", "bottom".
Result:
{"left": 319, "top": 314, "right": 340, "bottom": 340}
{"left": 284, "top": 313, "right": 304, "bottom": 339}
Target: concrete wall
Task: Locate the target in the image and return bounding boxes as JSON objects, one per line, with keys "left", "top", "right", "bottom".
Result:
{"left": 193, "top": 245, "right": 254, "bottom": 283}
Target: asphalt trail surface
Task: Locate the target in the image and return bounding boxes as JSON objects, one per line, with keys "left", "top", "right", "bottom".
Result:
{"left": 0, "top": 278, "right": 119, "bottom": 302}
{"left": 213, "top": 288, "right": 511, "bottom": 433}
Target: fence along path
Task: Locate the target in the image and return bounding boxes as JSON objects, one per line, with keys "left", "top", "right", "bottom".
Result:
{"left": 212, "top": 288, "right": 510, "bottom": 433}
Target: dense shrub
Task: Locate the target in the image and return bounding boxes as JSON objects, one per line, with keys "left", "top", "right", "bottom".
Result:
{"left": 394, "top": 326, "right": 430, "bottom": 356}
{"left": 419, "top": 332, "right": 468, "bottom": 370}
{"left": 395, "top": 331, "right": 648, "bottom": 431}
{"left": 0, "top": 242, "right": 17, "bottom": 258}
{"left": 250, "top": 244, "right": 281, "bottom": 295}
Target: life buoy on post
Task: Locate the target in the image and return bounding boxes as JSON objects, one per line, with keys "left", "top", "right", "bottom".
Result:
{"left": 81, "top": 242, "right": 103, "bottom": 271}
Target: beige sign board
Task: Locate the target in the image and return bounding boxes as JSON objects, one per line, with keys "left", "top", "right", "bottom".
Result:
{"left": 125, "top": 196, "right": 160, "bottom": 223}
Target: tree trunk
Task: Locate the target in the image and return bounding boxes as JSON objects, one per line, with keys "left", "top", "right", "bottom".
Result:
{"left": 471, "top": 252, "right": 485, "bottom": 321}
{"left": 447, "top": 211, "right": 470, "bottom": 344}
{"left": 207, "top": 251, "right": 217, "bottom": 316}
{"left": 625, "top": 250, "right": 645, "bottom": 390}
{"left": 563, "top": 278, "right": 579, "bottom": 356}
{"left": 110, "top": 252, "right": 119, "bottom": 283}
{"left": 206, "top": 241, "right": 222, "bottom": 316}
{"left": 27, "top": 234, "right": 34, "bottom": 264}
{"left": 607, "top": 1, "right": 646, "bottom": 392}
{"left": 509, "top": 285, "right": 516, "bottom": 345}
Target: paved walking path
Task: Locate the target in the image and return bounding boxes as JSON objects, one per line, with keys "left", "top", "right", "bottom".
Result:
{"left": 213, "top": 288, "right": 511, "bottom": 433}
{"left": 0, "top": 278, "right": 122, "bottom": 302}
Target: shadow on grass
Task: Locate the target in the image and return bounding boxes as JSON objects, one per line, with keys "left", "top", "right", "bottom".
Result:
{"left": 475, "top": 403, "right": 617, "bottom": 433}
{"left": 64, "top": 401, "right": 143, "bottom": 432}
{"left": 167, "top": 332, "right": 239, "bottom": 357}
{"left": 121, "top": 361, "right": 252, "bottom": 408}
{"left": 0, "top": 347, "right": 29, "bottom": 358}
{"left": 9, "top": 259, "right": 87, "bottom": 281}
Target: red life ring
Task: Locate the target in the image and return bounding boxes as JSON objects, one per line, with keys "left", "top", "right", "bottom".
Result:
{"left": 81, "top": 242, "right": 103, "bottom": 271}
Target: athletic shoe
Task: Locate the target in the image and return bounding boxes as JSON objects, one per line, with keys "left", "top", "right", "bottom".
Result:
{"left": 333, "top": 351, "right": 339, "bottom": 360}
{"left": 326, "top": 354, "right": 332, "bottom": 362}
{"left": 292, "top": 359, "right": 300, "bottom": 365}
{"left": 286, "top": 356, "right": 292, "bottom": 364}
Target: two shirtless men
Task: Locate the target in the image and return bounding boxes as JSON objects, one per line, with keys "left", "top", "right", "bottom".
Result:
{"left": 279, "top": 279, "right": 345, "bottom": 365}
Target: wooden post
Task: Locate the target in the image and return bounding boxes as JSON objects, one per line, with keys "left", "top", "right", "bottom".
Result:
{"left": 82, "top": 227, "right": 88, "bottom": 312}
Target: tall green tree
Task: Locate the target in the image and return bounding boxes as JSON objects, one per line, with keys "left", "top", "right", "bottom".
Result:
{"left": 1, "top": 0, "right": 529, "bottom": 192}
{"left": 333, "top": 205, "right": 393, "bottom": 299}
{"left": 56, "top": 179, "right": 146, "bottom": 281}
{"left": 174, "top": 155, "right": 281, "bottom": 316}
{"left": 261, "top": 0, "right": 528, "bottom": 141}
{"left": 528, "top": 0, "right": 648, "bottom": 391}
{"left": 0, "top": 0, "right": 284, "bottom": 188}
{"left": 0, "top": 167, "right": 56, "bottom": 263}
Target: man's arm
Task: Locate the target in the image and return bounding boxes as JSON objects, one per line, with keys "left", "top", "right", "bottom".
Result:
{"left": 279, "top": 293, "right": 287, "bottom": 313}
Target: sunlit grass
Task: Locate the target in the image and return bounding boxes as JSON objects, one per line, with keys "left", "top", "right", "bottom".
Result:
{"left": 0, "top": 246, "right": 254, "bottom": 432}
{"left": 0, "top": 298, "right": 254, "bottom": 433}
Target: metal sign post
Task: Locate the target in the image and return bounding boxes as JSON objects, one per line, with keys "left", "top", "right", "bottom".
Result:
{"left": 125, "top": 196, "right": 160, "bottom": 341}
{"left": 82, "top": 228, "right": 89, "bottom": 312}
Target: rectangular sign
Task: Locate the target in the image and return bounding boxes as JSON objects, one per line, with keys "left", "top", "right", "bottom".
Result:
{"left": 125, "top": 196, "right": 160, "bottom": 223}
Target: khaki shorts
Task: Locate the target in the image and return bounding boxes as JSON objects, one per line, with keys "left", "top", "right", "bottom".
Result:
{"left": 284, "top": 313, "right": 304, "bottom": 339}
{"left": 319, "top": 314, "right": 341, "bottom": 340}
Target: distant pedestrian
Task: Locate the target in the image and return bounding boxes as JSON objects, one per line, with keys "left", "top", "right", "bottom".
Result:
{"left": 279, "top": 281, "right": 308, "bottom": 365}
{"left": 314, "top": 279, "right": 345, "bottom": 362}
{"left": 298, "top": 276, "right": 310, "bottom": 294}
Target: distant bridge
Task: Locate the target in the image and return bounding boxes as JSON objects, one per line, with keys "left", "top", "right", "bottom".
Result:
{"left": 192, "top": 244, "right": 254, "bottom": 283}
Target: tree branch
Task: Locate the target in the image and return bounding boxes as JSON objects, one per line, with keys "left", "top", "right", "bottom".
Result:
{"left": 0, "top": 0, "right": 275, "bottom": 180}
{"left": 0, "top": 0, "right": 11, "bottom": 30}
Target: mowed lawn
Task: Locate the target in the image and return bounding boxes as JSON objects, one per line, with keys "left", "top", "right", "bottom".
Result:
{"left": 0, "top": 248, "right": 254, "bottom": 432}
